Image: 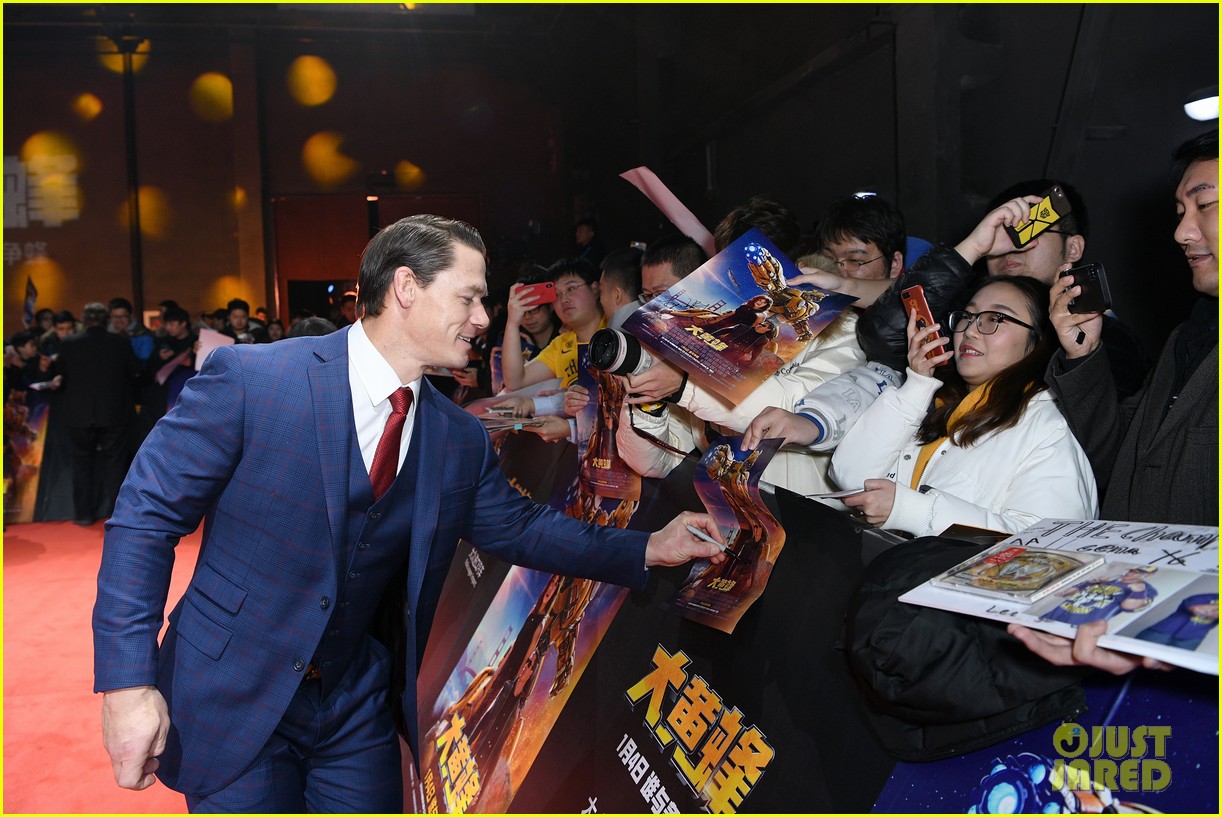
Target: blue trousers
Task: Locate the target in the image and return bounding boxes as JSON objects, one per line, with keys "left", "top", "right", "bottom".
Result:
{"left": 186, "top": 636, "right": 403, "bottom": 813}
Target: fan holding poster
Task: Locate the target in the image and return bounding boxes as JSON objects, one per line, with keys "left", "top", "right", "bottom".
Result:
{"left": 665, "top": 434, "right": 787, "bottom": 634}
{"left": 622, "top": 229, "right": 857, "bottom": 404}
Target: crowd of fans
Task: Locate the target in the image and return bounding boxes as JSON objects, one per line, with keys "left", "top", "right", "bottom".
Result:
{"left": 3, "top": 295, "right": 341, "bottom": 525}
{"left": 5, "top": 129, "right": 1216, "bottom": 676}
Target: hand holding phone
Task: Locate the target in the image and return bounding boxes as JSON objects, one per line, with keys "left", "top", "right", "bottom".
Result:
{"left": 1059, "top": 263, "right": 1112, "bottom": 314}
{"left": 900, "top": 285, "right": 948, "bottom": 365}
{"left": 1006, "top": 185, "right": 1072, "bottom": 248}
{"left": 518, "top": 281, "right": 556, "bottom": 305}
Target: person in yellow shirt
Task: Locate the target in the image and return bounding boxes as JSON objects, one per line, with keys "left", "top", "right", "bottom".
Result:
{"left": 501, "top": 258, "right": 606, "bottom": 390}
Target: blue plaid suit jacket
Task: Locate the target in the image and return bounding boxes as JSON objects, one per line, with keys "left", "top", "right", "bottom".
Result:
{"left": 92, "top": 327, "right": 648, "bottom": 797}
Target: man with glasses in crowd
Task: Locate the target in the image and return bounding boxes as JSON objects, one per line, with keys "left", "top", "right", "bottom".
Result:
{"left": 638, "top": 235, "right": 709, "bottom": 306}
{"left": 500, "top": 257, "right": 606, "bottom": 390}
{"left": 815, "top": 194, "right": 909, "bottom": 281}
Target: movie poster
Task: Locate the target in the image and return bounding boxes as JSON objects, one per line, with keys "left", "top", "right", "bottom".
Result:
{"left": 574, "top": 345, "right": 641, "bottom": 501}
{"left": 664, "top": 435, "right": 786, "bottom": 634}
{"left": 622, "top": 228, "right": 856, "bottom": 404}
{"left": 415, "top": 426, "right": 642, "bottom": 813}
{"left": 416, "top": 566, "right": 630, "bottom": 814}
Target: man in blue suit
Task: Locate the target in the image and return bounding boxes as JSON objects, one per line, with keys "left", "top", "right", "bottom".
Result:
{"left": 93, "top": 215, "right": 725, "bottom": 812}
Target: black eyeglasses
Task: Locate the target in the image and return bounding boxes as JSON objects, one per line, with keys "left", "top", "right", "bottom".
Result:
{"left": 948, "top": 310, "right": 1037, "bottom": 335}
{"left": 819, "top": 253, "right": 884, "bottom": 273}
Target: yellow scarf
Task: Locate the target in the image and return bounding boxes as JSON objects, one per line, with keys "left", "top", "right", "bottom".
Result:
{"left": 910, "top": 383, "right": 992, "bottom": 490}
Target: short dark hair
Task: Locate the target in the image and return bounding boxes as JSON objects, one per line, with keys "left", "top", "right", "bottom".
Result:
{"left": 8, "top": 330, "right": 36, "bottom": 348}
{"left": 714, "top": 196, "right": 801, "bottom": 258}
{"left": 814, "top": 194, "right": 908, "bottom": 263}
{"left": 107, "top": 297, "right": 133, "bottom": 314}
{"left": 1172, "top": 129, "right": 1219, "bottom": 184}
{"left": 163, "top": 306, "right": 191, "bottom": 324}
{"left": 576, "top": 217, "right": 598, "bottom": 232}
{"left": 599, "top": 247, "right": 643, "bottom": 298}
{"left": 52, "top": 310, "right": 76, "bottom": 325}
{"left": 547, "top": 257, "right": 600, "bottom": 286}
{"left": 987, "top": 179, "right": 1088, "bottom": 238}
{"left": 227, "top": 298, "right": 250, "bottom": 315}
{"left": 158, "top": 299, "right": 180, "bottom": 311}
{"left": 34, "top": 308, "right": 53, "bottom": 322}
{"left": 287, "top": 316, "right": 338, "bottom": 338}
{"left": 357, "top": 214, "right": 486, "bottom": 318}
{"left": 641, "top": 235, "right": 708, "bottom": 280}
{"left": 83, "top": 302, "right": 109, "bottom": 326}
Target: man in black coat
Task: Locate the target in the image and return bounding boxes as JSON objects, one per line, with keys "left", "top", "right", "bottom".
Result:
{"left": 1012, "top": 129, "right": 1218, "bottom": 675}
{"left": 56, "top": 301, "right": 139, "bottom": 525}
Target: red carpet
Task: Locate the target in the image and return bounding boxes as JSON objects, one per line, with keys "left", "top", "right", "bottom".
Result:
{"left": 3, "top": 521, "right": 199, "bottom": 814}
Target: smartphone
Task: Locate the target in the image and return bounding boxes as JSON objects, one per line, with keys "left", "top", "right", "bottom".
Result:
{"left": 1059, "top": 263, "right": 1112, "bottom": 314}
{"left": 1005, "top": 185, "right": 1072, "bottom": 248}
{"left": 900, "top": 284, "right": 947, "bottom": 364}
{"left": 519, "top": 281, "right": 556, "bottom": 305}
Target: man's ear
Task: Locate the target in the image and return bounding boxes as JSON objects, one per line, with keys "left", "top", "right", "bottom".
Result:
{"left": 889, "top": 251, "right": 904, "bottom": 279}
{"left": 392, "top": 266, "right": 418, "bottom": 309}
{"left": 1064, "top": 235, "right": 1085, "bottom": 264}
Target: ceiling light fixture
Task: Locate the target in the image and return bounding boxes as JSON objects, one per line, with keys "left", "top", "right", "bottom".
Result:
{"left": 1184, "top": 86, "right": 1218, "bottom": 121}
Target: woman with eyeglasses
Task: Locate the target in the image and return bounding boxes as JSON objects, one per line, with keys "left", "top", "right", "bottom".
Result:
{"left": 830, "top": 275, "right": 1097, "bottom": 537}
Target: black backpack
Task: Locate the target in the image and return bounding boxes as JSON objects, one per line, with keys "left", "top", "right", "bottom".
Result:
{"left": 843, "top": 536, "right": 1092, "bottom": 761}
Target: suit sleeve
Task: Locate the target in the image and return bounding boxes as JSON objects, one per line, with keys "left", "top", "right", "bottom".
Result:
{"left": 459, "top": 421, "right": 650, "bottom": 590}
{"left": 93, "top": 345, "right": 247, "bottom": 692}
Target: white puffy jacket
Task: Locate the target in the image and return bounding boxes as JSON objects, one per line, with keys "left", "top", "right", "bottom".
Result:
{"left": 830, "top": 367, "right": 1098, "bottom": 537}
{"left": 615, "top": 312, "right": 864, "bottom": 493}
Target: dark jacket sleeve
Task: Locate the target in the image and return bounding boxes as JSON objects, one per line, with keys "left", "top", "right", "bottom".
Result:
{"left": 1044, "top": 345, "right": 1135, "bottom": 496}
{"left": 856, "top": 244, "right": 977, "bottom": 370}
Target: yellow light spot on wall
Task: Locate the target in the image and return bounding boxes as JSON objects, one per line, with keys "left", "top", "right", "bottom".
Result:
{"left": 395, "top": 160, "right": 427, "bottom": 191}
{"left": 230, "top": 186, "right": 248, "bottom": 212}
{"left": 95, "top": 36, "right": 151, "bottom": 74}
{"left": 20, "top": 131, "right": 80, "bottom": 164}
{"left": 71, "top": 93, "right": 104, "bottom": 122}
{"left": 189, "top": 72, "right": 234, "bottom": 122}
{"left": 287, "top": 55, "right": 337, "bottom": 107}
{"left": 302, "top": 132, "right": 359, "bottom": 187}
{"left": 116, "top": 186, "right": 171, "bottom": 239}
{"left": 204, "top": 275, "right": 257, "bottom": 313}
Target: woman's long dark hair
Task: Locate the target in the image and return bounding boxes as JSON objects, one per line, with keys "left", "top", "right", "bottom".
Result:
{"left": 916, "top": 275, "right": 1059, "bottom": 448}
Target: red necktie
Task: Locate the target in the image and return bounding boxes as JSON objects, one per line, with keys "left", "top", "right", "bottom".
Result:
{"left": 369, "top": 386, "right": 413, "bottom": 500}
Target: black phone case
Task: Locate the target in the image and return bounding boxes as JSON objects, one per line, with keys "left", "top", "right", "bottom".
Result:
{"left": 1062, "top": 263, "right": 1112, "bottom": 314}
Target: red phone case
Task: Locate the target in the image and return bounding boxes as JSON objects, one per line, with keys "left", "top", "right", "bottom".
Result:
{"left": 900, "top": 285, "right": 946, "bottom": 363}
{"left": 520, "top": 281, "right": 556, "bottom": 304}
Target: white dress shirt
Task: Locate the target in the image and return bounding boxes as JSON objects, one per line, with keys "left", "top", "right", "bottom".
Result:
{"left": 348, "top": 319, "right": 422, "bottom": 477}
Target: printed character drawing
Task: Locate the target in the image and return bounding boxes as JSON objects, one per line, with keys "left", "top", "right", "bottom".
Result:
{"left": 1039, "top": 566, "right": 1159, "bottom": 626}
{"left": 744, "top": 243, "right": 826, "bottom": 343}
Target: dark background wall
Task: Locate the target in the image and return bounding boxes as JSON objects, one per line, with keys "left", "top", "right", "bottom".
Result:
{"left": 4, "top": 3, "right": 1217, "bottom": 354}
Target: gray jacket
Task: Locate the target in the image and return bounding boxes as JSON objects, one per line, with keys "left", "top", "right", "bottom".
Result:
{"left": 1046, "top": 324, "right": 1217, "bottom": 525}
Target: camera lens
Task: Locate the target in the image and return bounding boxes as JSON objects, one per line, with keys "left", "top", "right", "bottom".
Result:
{"left": 590, "top": 328, "right": 650, "bottom": 377}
